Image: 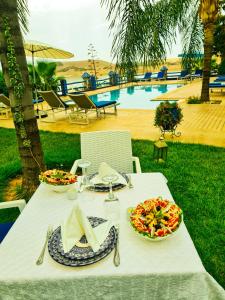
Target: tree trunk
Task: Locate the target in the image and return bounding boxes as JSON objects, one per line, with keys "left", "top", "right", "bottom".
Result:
{"left": 201, "top": 26, "right": 216, "bottom": 102}
{"left": 0, "top": 0, "right": 45, "bottom": 197}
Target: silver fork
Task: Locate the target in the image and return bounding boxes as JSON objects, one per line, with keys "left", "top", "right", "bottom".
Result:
{"left": 36, "top": 225, "right": 53, "bottom": 265}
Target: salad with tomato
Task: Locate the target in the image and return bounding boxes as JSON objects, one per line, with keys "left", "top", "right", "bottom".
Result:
{"left": 39, "top": 169, "right": 77, "bottom": 186}
{"left": 129, "top": 197, "right": 182, "bottom": 239}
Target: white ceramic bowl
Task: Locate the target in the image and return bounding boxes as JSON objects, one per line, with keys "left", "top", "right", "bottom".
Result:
{"left": 41, "top": 182, "right": 76, "bottom": 193}
{"left": 128, "top": 207, "right": 183, "bottom": 242}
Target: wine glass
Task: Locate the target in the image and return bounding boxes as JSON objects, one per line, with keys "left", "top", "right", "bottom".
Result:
{"left": 102, "top": 174, "right": 118, "bottom": 202}
{"left": 77, "top": 159, "right": 91, "bottom": 190}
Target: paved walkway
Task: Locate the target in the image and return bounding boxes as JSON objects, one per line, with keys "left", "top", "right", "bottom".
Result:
{"left": 0, "top": 79, "right": 225, "bottom": 147}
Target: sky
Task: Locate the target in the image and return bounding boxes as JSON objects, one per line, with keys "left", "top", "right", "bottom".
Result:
{"left": 26, "top": 0, "right": 182, "bottom": 63}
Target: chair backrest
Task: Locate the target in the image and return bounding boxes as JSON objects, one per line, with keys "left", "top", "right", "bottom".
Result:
{"left": 69, "top": 94, "right": 96, "bottom": 109}
{"left": 195, "top": 69, "right": 202, "bottom": 76}
{"left": 80, "top": 130, "right": 133, "bottom": 174}
{"left": 38, "top": 91, "right": 66, "bottom": 109}
{"left": 181, "top": 70, "right": 188, "bottom": 77}
{"left": 144, "top": 72, "right": 152, "bottom": 79}
{"left": 157, "top": 71, "right": 164, "bottom": 79}
{"left": 0, "top": 94, "right": 10, "bottom": 107}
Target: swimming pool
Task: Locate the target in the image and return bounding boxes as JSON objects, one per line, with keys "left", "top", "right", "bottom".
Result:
{"left": 89, "top": 84, "right": 183, "bottom": 109}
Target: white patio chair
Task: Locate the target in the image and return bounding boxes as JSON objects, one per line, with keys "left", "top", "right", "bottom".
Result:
{"left": 70, "top": 130, "right": 142, "bottom": 175}
{"left": 0, "top": 94, "right": 11, "bottom": 119}
{"left": 0, "top": 199, "right": 26, "bottom": 243}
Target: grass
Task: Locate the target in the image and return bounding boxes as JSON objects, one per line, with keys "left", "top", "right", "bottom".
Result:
{"left": 0, "top": 127, "right": 224, "bottom": 288}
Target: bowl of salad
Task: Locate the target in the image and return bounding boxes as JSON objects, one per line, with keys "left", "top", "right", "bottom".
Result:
{"left": 39, "top": 169, "right": 77, "bottom": 193}
{"left": 128, "top": 197, "right": 183, "bottom": 241}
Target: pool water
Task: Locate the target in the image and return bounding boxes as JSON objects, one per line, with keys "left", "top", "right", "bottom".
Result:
{"left": 89, "top": 84, "right": 183, "bottom": 109}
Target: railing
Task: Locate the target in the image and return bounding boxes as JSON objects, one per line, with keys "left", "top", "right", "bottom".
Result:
{"left": 57, "top": 71, "right": 200, "bottom": 96}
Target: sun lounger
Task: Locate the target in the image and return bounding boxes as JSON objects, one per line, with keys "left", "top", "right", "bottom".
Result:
{"left": 156, "top": 71, "right": 164, "bottom": 80}
{"left": 68, "top": 93, "right": 119, "bottom": 124}
{"left": 38, "top": 90, "right": 77, "bottom": 122}
{"left": 0, "top": 94, "right": 11, "bottom": 119}
{"left": 209, "top": 82, "right": 225, "bottom": 93}
{"left": 138, "top": 72, "right": 152, "bottom": 82}
{"left": 214, "top": 76, "right": 225, "bottom": 82}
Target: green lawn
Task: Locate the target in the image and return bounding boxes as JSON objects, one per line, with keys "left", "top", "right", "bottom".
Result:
{"left": 0, "top": 127, "right": 224, "bottom": 288}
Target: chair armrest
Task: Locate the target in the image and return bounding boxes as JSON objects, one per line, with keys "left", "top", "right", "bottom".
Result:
{"left": 70, "top": 159, "right": 80, "bottom": 174}
{"left": 0, "top": 199, "right": 26, "bottom": 213}
{"left": 132, "top": 156, "right": 142, "bottom": 173}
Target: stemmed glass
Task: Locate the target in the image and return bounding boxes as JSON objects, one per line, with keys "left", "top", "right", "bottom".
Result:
{"left": 102, "top": 174, "right": 118, "bottom": 202}
{"left": 77, "top": 159, "right": 91, "bottom": 191}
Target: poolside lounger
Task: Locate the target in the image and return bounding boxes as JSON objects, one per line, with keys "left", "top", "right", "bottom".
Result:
{"left": 68, "top": 93, "right": 119, "bottom": 124}
{"left": 156, "top": 71, "right": 164, "bottom": 80}
{"left": 214, "top": 76, "right": 225, "bottom": 82}
{"left": 0, "top": 94, "right": 11, "bottom": 119}
{"left": 209, "top": 82, "right": 225, "bottom": 93}
{"left": 38, "top": 90, "right": 77, "bottom": 122}
{"left": 138, "top": 72, "right": 152, "bottom": 82}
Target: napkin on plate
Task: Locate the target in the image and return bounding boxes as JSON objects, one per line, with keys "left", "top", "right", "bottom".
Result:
{"left": 90, "top": 162, "right": 127, "bottom": 185}
{"left": 61, "top": 203, "right": 111, "bottom": 253}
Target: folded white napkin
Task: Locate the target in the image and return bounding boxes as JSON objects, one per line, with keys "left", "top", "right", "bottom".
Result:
{"left": 90, "top": 162, "right": 127, "bottom": 185}
{"left": 61, "top": 203, "right": 111, "bottom": 253}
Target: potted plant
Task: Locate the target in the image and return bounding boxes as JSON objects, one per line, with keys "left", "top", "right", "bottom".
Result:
{"left": 154, "top": 101, "right": 183, "bottom": 135}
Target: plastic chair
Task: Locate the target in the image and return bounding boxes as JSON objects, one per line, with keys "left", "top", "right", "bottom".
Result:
{"left": 0, "top": 199, "right": 26, "bottom": 243}
{"left": 70, "top": 130, "right": 142, "bottom": 175}
{"left": 0, "top": 94, "right": 11, "bottom": 119}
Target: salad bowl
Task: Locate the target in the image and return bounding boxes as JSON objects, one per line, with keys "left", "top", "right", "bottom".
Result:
{"left": 128, "top": 197, "right": 183, "bottom": 242}
{"left": 39, "top": 169, "right": 77, "bottom": 193}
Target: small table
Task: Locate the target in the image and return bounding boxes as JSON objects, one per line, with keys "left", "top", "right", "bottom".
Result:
{"left": 0, "top": 173, "right": 224, "bottom": 299}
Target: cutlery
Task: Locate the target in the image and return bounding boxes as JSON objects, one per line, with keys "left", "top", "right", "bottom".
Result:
{"left": 128, "top": 175, "right": 133, "bottom": 189}
{"left": 113, "top": 225, "right": 120, "bottom": 267}
{"left": 36, "top": 225, "right": 53, "bottom": 265}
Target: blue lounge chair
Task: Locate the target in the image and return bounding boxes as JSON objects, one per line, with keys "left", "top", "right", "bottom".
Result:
{"left": 156, "top": 71, "right": 164, "bottom": 80}
{"left": 191, "top": 69, "right": 203, "bottom": 79}
{"left": 209, "top": 82, "right": 225, "bottom": 92}
{"left": 214, "top": 76, "right": 225, "bottom": 82}
{"left": 138, "top": 72, "right": 152, "bottom": 81}
{"left": 68, "top": 93, "right": 119, "bottom": 124}
{"left": 180, "top": 70, "right": 189, "bottom": 79}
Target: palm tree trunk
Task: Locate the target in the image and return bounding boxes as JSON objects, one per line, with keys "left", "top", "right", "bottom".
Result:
{"left": 0, "top": 0, "right": 45, "bottom": 196}
{"left": 201, "top": 25, "right": 216, "bottom": 102}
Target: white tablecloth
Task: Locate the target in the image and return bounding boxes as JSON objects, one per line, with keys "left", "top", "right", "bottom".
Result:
{"left": 0, "top": 173, "right": 224, "bottom": 300}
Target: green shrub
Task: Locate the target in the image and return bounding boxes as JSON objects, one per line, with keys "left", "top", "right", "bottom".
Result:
{"left": 218, "top": 59, "right": 225, "bottom": 75}
{"left": 187, "top": 96, "right": 202, "bottom": 104}
{"left": 154, "top": 101, "right": 183, "bottom": 130}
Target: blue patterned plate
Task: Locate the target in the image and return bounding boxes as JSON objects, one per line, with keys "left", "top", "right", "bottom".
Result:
{"left": 87, "top": 173, "right": 129, "bottom": 192}
{"left": 48, "top": 217, "right": 117, "bottom": 267}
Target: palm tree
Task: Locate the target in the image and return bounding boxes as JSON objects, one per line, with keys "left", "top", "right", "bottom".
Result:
{"left": 0, "top": 0, "right": 45, "bottom": 197}
{"left": 102, "top": 0, "right": 220, "bottom": 102}
{"left": 28, "top": 61, "right": 63, "bottom": 95}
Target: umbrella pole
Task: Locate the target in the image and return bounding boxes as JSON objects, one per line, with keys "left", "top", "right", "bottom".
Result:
{"left": 32, "top": 52, "right": 38, "bottom": 101}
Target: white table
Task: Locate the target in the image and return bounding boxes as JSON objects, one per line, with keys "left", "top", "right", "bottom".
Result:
{"left": 0, "top": 173, "right": 224, "bottom": 300}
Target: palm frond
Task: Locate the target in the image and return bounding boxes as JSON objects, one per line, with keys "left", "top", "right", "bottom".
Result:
{"left": 101, "top": 0, "right": 199, "bottom": 74}
{"left": 180, "top": 3, "right": 203, "bottom": 69}
{"left": 17, "top": 0, "right": 29, "bottom": 33}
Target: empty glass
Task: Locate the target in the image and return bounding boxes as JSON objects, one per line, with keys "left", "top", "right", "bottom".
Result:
{"left": 77, "top": 159, "right": 91, "bottom": 190}
{"left": 102, "top": 174, "right": 118, "bottom": 202}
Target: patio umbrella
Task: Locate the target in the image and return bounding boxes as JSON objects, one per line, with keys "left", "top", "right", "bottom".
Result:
{"left": 24, "top": 40, "right": 74, "bottom": 99}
